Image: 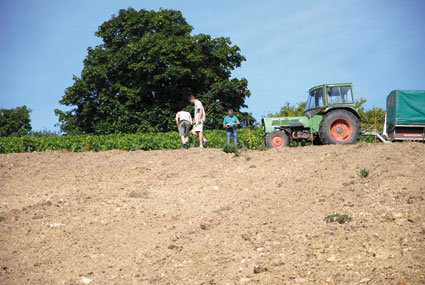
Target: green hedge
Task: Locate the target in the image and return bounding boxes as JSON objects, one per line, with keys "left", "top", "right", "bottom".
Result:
{"left": 0, "top": 129, "right": 264, "bottom": 154}
{"left": 0, "top": 128, "right": 383, "bottom": 154}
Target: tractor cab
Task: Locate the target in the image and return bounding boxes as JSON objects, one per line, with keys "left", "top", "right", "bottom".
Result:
{"left": 305, "top": 84, "right": 355, "bottom": 117}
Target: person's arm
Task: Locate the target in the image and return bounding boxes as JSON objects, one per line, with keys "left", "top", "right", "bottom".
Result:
{"left": 198, "top": 108, "right": 203, "bottom": 124}
{"left": 235, "top": 116, "right": 240, "bottom": 126}
{"left": 188, "top": 113, "right": 193, "bottom": 125}
{"left": 223, "top": 117, "right": 227, "bottom": 128}
{"left": 175, "top": 114, "right": 179, "bottom": 127}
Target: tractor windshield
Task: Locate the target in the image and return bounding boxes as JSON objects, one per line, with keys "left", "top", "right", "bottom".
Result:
{"left": 306, "top": 88, "right": 324, "bottom": 110}
{"left": 326, "top": 86, "right": 353, "bottom": 105}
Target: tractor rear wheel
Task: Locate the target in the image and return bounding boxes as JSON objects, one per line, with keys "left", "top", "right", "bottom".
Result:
{"left": 319, "top": 110, "right": 361, "bottom": 144}
{"left": 266, "top": 131, "right": 289, "bottom": 148}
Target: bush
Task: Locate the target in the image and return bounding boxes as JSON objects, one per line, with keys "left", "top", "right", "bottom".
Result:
{"left": 223, "top": 143, "right": 238, "bottom": 154}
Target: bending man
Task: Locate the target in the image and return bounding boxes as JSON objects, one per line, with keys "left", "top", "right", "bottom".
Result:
{"left": 176, "top": 110, "right": 192, "bottom": 149}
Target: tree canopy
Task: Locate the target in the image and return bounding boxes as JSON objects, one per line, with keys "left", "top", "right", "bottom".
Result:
{"left": 55, "top": 8, "right": 252, "bottom": 134}
{"left": 0, "top": 106, "right": 32, "bottom": 137}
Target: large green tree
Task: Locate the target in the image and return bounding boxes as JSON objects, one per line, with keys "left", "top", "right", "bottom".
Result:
{"left": 0, "top": 106, "right": 32, "bottom": 137}
{"left": 55, "top": 8, "right": 252, "bottom": 134}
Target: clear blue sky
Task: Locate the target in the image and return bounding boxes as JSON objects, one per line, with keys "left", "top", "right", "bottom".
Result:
{"left": 1, "top": 0, "right": 424, "bottom": 131}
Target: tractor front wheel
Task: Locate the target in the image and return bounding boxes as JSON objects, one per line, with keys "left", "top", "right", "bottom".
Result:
{"left": 319, "top": 110, "right": 361, "bottom": 144}
{"left": 266, "top": 131, "right": 289, "bottom": 148}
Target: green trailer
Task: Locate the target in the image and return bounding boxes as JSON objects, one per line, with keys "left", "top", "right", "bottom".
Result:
{"left": 384, "top": 90, "right": 425, "bottom": 141}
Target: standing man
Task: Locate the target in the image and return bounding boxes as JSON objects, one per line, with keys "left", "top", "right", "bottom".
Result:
{"left": 176, "top": 110, "right": 192, "bottom": 149}
{"left": 223, "top": 109, "right": 240, "bottom": 147}
{"left": 189, "top": 95, "right": 208, "bottom": 148}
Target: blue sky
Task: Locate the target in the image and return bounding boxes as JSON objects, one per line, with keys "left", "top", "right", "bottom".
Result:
{"left": 1, "top": 0, "right": 424, "bottom": 131}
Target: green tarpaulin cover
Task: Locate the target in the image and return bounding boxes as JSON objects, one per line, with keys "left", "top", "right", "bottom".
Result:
{"left": 386, "top": 90, "right": 425, "bottom": 133}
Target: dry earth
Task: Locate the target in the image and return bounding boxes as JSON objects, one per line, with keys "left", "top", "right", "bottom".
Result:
{"left": 0, "top": 143, "right": 424, "bottom": 284}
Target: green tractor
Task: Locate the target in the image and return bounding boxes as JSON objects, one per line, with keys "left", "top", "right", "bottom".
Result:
{"left": 262, "top": 83, "right": 361, "bottom": 148}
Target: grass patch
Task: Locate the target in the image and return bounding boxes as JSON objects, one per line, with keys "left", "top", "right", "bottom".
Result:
{"left": 129, "top": 190, "right": 149, "bottom": 199}
{"left": 245, "top": 155, "right": 251, "bottom": 161}
{"left": 359, "top": 168, "right": 369, "bottom": 178}
{"left": 214, "top": 205, "right": 232, "bottom": 213}
{"left": 0, "top": 216, "right": 6, "bottom": 222}
{"left": 200, "top": 224, "right": 208, "bottom": 230}
{"left": 324, "top": 213, "right": 352, "bottom": 224}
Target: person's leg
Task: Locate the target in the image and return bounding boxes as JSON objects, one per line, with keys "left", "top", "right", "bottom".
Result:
{"left": 233, "top": 129, "right": 238, "bottom": 148}
{"left": 199, "top": 131, "right": 203, "bottom": 147}
{"left": 178, "top": 123, "right": 186, "bottom": 147}
{"left": 226, "top": 130, "right": 231, "bottom": 144}
{"left": 183, "top": 122, "right": 190, "bottom": 147}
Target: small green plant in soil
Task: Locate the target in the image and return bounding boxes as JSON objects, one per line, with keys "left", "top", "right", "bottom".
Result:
{"left": 259, "top": 144, "right": 269, "bottom": 151}
{"left": 249, "top": 165, "right": 256, "bottom": 169}
{"left": 359, "top": 168, "right": 369, "bottom": 178}
{"left": 357, "top": 142, "right": 369, "bottom": 147}
{"left": 0, "top": 216, "right": 6, "bottom": 222}
{"left": 324, "top": 214, "right": 352, "bottom": 224}
{"left": 223, "top": 143, "right": 237, "bottom": 154}
{"left": 129, "top": 190, "right": 149, "bottom": 199}
{"left": 241, "top": 232, "right": 250, "bottom": 241}
{"left": 214, "top": 205, "right": 232, "bottom": 213}
{"left": 245, "top": 155, "right": 251, "bottom": 161}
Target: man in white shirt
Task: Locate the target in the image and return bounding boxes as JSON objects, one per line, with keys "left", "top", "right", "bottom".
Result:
{"left": 189, "top": 95, "right": 208, "bottom": 148}
{"left": 176, "top": 110, "right": 192, "bottom": 149}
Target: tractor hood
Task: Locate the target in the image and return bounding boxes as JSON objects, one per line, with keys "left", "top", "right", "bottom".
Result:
{"left": 262, "top": 116, "right": 310, "bottom": 133}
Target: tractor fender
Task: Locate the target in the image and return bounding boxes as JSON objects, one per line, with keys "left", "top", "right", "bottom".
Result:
{"left": 323, "top": 107, "right": 360, "bottom": 120}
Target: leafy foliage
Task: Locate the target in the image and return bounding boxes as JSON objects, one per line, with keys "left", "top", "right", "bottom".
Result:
{"left": 0, "top": 106, "right": 32, "bottom": 137}
{"left": 324, "top": 214, "right": 352, "bottom": 224}
{"left": 55, "top": 8, "right": 251, "bottom": 134}
{"left": 359, "top": 168, "right": 369, "bottom": 178}
{"left": 223, "top": 143, "right": 238, "bottom": 153}
{"left": 355, "top": 98, "right": 386, "bottom": 132}
{"left": 269, "top": 101, "right": 306, "bottom": 117}
{"left": 0, "top": 129, "right": 264, "bottom": 153}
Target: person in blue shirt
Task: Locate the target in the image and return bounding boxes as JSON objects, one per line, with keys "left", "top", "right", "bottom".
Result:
{"left": 223, "top": 109, "right": 240, "bottom": 147}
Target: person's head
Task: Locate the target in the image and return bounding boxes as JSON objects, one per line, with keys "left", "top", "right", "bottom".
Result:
{"left": 189, "top": 95, "right": 196, "bottom": 104}
{"left": 228, "top": 109, "right": 234, "bottom": 117}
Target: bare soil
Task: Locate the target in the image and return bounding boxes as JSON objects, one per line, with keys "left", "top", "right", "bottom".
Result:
{"left": 0, "top": 143, "right": 424, "bottom": 284}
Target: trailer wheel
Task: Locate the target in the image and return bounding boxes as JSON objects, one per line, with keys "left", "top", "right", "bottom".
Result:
{"left": 319, "top": 110, "right": 361, "bottom": 144}
{"left": 266, "top": 131, "right": 289, "bottom": 148}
